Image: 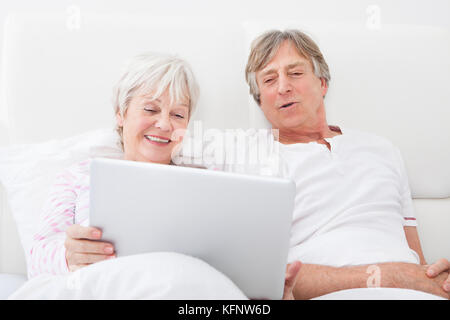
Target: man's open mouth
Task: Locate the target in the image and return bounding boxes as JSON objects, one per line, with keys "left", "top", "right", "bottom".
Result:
{"left": 279, "top": 102, "right": 295, "bottom": 109}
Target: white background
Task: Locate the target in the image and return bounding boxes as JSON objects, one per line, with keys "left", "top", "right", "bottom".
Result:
{"left": 0, "top": 0, "right": 449, "bottom": 275}
{"left": 0, "top": 0, "right": 449, "bottom": 55}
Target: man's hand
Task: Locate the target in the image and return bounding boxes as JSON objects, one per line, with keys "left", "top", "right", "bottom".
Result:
{"left": 384, "top": 262, "right": 449, "bottom": 299}
{"left": 65, "top": 225, "right": 115, "bottom": 272}
{"left": 282, "top": 261, "right": 302, "bottom": 300}
{"left": 426, "top": 258, "right": 450, "bottom": 293}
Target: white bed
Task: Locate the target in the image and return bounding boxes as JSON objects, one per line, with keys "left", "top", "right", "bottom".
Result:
{"left": 0, "top": 12, "right": 449, "bottom": 299}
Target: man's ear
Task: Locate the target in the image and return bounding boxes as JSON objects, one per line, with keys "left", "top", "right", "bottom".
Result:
{"left": 320, "top": 78, "right": 328, "bottom": 97}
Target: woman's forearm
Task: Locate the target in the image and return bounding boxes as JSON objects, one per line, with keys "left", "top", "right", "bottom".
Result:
{"left": 28, "top": 237, "right": 69, "bottom": 278}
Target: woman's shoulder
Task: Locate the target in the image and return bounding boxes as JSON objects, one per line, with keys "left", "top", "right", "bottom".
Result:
{"left": 55, "top": 158, "right": 92, "bottom": 183}
{"left": 68, "top": 158, "right": 91, "bottom": 173}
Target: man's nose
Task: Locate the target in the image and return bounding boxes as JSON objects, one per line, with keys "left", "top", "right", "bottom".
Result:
{"left": 277, "top": 74, "right": 292, "bottom": 95}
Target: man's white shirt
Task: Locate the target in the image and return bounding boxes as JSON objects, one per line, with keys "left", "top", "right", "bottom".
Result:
{"left": 277, "top": 127, "right": 419, "bottom": 266}
{"left": 177, "top": 126, "right": 420, "bottom": 267}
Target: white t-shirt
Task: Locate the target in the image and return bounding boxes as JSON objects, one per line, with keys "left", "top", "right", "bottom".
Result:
{"left": 177, "top": 126, "right": 420, "bottom": 267}
{"left": 279, "top": 127, "right": 419, "bottom": 267}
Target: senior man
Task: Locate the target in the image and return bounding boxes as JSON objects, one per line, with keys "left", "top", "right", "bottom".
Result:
{"left": 244, "top": 29, "right": 450, "bottom": 299}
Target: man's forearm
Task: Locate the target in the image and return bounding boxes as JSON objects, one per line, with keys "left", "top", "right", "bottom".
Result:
{"left": 292, "top": 263, "right": 372, "bottom": 299}
{"left": 293, "top": 262, "right": 449, "bottom": 300}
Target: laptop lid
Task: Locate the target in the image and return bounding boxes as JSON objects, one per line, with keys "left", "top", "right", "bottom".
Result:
{"left": 89, "top": 158, "right": 295, "bottom": 299}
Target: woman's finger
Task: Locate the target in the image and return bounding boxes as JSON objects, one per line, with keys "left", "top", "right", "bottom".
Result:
{"left": 70, "top": 252, "right": 115, "bottom": 265}
{"left": 67, "top": 238, "right": 114, "bottom": 255}
{"left": 66, "top": 224, "right": 102, "bottom": 240}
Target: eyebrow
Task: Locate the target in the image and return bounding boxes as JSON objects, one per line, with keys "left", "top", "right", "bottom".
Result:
{"left": 140, "top": 96, "right": 160, "bottom": 103}
{"left": 260, "top": 61, "right": 307, "bottom": 77}
{"left": 141, "top": 97, "right": 189, "bottom": 108}
{"left": 174, "top": 103, "right": 190, "bottom": 109}
{"left": 286, "top": 62, "right": 307, "bottom": 69}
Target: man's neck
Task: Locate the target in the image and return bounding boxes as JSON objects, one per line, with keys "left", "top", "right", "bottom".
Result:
{"left": 278, "top": 124, "right": 341, "bottom": 145}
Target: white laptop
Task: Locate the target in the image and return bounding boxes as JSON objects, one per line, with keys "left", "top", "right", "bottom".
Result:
{"left": 89, "top": 158, "right": 295, "bottom": 299}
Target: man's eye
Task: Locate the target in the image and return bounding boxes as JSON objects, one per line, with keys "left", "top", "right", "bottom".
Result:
{"left": 174, "top": 114, "right": 185, "bottom": 119}
{"left": 144, "top": 108, "right": 157, "bottom": 113}
{"left": 264, "top": 78, "right": 274, "bottom": 84}
{"left": 291, "top": 72, "right": 303, "bottom": 76}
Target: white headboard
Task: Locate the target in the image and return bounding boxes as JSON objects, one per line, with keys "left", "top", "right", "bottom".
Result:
{"left": 1, "top": 12, "right": 449, "bottom": 275}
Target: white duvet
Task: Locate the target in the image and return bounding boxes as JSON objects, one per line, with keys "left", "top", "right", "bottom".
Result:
{"left": 8, "top": 252, "right": 247, "bottom": 300}
{"left": 8, "top": 251, "right": 444, "bottom": 300}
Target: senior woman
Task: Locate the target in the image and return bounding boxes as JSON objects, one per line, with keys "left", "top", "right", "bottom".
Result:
{"left": 13, "top": 52, "right": 299, "bottom": 300}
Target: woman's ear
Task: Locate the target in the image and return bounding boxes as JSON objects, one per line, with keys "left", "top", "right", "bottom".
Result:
{"left": 116, "top": 111, "right": 124, "bottom": 127}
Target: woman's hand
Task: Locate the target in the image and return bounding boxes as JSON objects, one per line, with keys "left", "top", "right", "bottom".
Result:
{"left": 426, "top": 258, "right": 450, "bottom": 293}
{"left": 65, "top": 224, "right": 115, "bottom": 272}
{"left": 282, "top": 261, "right": 302, "bottom": 300}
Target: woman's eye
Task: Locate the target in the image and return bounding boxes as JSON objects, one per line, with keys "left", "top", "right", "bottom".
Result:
{"left": 174, "top": 114, "right": 185, "bottom": 119}
{"left": 144, "top": 108, "right": 157, "bottom": 113}
{"left": 291, "top": 72, "right": 303, "bottom": 76}
{"left": 264, "top": 78, "right": 274, "bottom": 84}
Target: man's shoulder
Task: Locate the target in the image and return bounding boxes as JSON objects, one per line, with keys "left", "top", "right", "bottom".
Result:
{"left": 341, "top": 127, "right": 396, "bottom": 150}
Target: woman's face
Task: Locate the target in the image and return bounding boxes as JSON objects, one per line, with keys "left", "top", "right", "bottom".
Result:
{"left": 117, "top": 89, "right": 190, "bottom": 164}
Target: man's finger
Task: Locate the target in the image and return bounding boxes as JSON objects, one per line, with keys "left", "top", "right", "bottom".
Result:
{"left": 426, "top": 258, "right": 450, "bottom": 277}
{"left": 443, "top": 275, "right": 450, "bottom": 292}
{"left": 285, "top": 261, "right": 302, "bottom": 289}
{"left": 66, "top": 224, "right": 102, "bottom": 240}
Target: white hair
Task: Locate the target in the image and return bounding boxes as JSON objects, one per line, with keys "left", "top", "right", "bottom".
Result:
{"left": 113, "top": 52, "right": 200, "bottom": 148}
{"left": 113, "top": 52, "right": 199, "bottom": 117}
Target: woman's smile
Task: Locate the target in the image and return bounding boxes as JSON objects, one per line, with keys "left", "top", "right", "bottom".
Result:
{"left": 144, "top": 134, "right": 171, "bottom": 145}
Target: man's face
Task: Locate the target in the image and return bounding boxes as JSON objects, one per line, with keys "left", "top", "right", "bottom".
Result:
{"left": 256, "top": 40, "right": 328, "bottom": 133}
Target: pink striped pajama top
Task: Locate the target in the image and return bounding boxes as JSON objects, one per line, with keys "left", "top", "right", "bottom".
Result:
{"left": 28, "top": 159, "right": 91, "bottom": 278}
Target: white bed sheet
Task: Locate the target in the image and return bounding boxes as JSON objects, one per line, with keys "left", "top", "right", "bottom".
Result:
{"left": 7, "top": 252, "right": 445, "bottom": 300}
{"left": 8, "top": 252, "right": 248, "bottom": 300}
{"left": 0, "top": 273, "right": 27, "bottom": 299}
{"left": 314, "top": 288, "right": 445, "bottom": 300}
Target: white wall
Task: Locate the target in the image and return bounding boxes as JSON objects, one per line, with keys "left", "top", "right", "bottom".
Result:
{"left": 0, "top": 0, "right": 449, "bottom": 54}
{"left": 0, "top": 0, "right": 448, "bottom": 141}
{"left": 0, "top": 0, "right": 448, "bottom": 122}
{"left": 0, "top": 0, "right": 449, "bottom": 273}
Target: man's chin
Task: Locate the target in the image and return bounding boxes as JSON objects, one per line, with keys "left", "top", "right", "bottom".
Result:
{"left": 276, "top": 119, "right": 306, "bottom": 131}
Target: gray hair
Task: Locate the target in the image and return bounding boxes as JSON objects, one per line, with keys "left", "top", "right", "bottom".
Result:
{"left": 113, "top": 52, "right": 200, "bottom": 148}
{"left": 245, "top": 29, "right": 331, "bottom": 105}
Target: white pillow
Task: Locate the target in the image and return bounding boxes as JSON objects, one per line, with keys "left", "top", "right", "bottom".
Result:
{"left": 0, "top": 128, "right": 123, "bottom": 266}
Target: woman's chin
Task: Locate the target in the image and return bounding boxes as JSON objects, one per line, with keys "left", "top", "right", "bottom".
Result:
{"left": 141, "top": 154, "right": 171, "bottom": 164}
{"left": 123, "top": 152, "right": 172, "bottom": 165}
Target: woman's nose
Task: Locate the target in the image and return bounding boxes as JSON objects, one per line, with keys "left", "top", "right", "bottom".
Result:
{"left": 154, "top": 114, "right": 172, "bottom": 131}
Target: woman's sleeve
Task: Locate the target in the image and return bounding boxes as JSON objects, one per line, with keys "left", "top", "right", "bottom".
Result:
{"left": 27, "top": 169, "right": 78, "bottom": 278}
